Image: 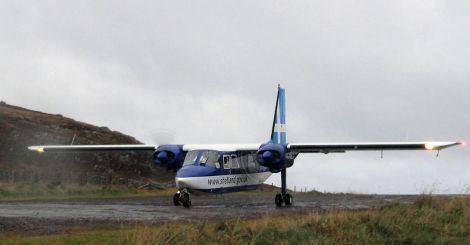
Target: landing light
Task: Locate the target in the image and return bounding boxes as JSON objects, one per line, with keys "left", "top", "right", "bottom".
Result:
{"left": 37, "top": 147, "right": 44, "bottom": 153}
{"left": 424, "top": 143, "right": 435, "bottom": 150}
{"left": 462, "top": 141, "right": 466, "bottom": 146}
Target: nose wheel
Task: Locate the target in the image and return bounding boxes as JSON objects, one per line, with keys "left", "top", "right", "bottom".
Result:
{"left": 173, "top": 189, "right": 191, "bottom": 208}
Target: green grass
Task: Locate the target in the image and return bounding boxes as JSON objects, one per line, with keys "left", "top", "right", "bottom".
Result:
{"left": 0, "top": 182, "right": 176, "bottom": 201}
{"left": 1, "top": 195, "right": 469, "bottom": 244}
{"left": 0, "top": 183, "right": 317, "bottom": 201}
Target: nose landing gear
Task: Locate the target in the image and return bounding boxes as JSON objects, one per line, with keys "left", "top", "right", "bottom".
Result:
{"left": 173, "top": 189, "right": 191, "bottom": 208}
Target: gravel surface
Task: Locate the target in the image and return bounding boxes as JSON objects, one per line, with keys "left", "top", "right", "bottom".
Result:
{"left": 0, "top": 194, "right": 421, "bottom": 235}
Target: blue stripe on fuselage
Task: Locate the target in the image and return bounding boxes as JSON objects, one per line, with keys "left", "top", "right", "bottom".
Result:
{"left": 192, "top": 185, "right": 259, "bottom": 194}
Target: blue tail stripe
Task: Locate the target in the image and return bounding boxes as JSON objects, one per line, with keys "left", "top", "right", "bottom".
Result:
{"left": 279, "top": 88, "right": 286, "bottom": 144}
{"left": 270, "top": 86, "right": 287, "bottom": 145}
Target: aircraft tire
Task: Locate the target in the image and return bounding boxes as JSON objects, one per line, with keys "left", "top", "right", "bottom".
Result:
{"left": 275, "top": 193, "right": 283, "bottom": 207}
{"left": 173, "top": 193, "right": 181, "bottom": 206}
{"left": 284, "top": 194, "right": 293, "bottom": 206}
{"left": 182, "top": 193, "right": 191, "bottom": 208}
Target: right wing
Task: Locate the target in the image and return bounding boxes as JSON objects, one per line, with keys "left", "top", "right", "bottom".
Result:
{"left": 27, "top": 144, "right": 263, "bottom": 153}
{"left": 28, "top": 145, "right": 158, "bottom": 153}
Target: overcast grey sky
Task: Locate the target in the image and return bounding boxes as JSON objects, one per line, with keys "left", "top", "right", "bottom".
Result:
{"left": 1, "top": 1, "right": 469, "bottom": 194}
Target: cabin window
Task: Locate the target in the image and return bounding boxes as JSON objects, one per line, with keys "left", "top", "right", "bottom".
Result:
{"left": 231, "top": 155, "right": 240, "bottom": 169}
{"left": 247, "top": 154, "right": 257, "bottom": 172}
{"left": 223, "top": 155, "right": 230, "bottom": 169}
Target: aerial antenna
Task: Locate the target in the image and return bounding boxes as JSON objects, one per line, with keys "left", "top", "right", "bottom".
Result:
{"left": 70, "top": 133, "right": 76, "bottom": 145}
{"left": 270, "top": 85, "right": 281, "bottom": 141}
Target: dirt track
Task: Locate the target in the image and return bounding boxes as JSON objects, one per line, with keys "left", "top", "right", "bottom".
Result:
{"left": 0, "top": 194, "right": 423, "bottom": 234}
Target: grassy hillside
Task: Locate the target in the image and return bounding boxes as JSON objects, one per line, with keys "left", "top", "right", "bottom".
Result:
{"left": 1, "top": 195, "right": 469, "bottom": 244}
{"left": 0, "top": 102, "right": 174, "bottom": 185}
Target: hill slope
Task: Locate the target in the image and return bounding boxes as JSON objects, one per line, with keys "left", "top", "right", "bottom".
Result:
{"left": 0, "top": 102, "right": 174, "bottom": 185}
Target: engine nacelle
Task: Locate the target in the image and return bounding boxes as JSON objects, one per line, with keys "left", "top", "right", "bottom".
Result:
{"left": 153, "top": 144, "right": 185, "bottom": 171}
{"left": 256, "top": 143, "right": 293, "bottom": 172}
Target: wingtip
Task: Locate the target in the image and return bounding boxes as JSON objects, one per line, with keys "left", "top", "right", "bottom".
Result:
{"left": 28, "top": 146, "right": 44, "bottom": 153}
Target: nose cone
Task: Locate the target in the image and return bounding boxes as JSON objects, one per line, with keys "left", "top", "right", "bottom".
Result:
{"left": 262, "top": 151, "right": 274, "bottom": 162}
{"left": 175, "top": 165, "right": 217, "bottom": 189}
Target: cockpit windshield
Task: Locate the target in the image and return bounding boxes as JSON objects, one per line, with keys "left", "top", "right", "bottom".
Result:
{"left": 200, "top": 150, "right": 219, "bottom": 168}
{"left": 183, "top": 150, "right": 220, "bottom": 168}
{"left": 183, "top": 151, "right": 199, "bottom": 166}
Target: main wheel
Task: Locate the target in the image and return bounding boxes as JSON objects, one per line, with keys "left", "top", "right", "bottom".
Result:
{"left": 173, "top": 193, "right": 181, "bottom": 206}
{"left": 275, "top": 193, "right": 283, "bottom": 207}
{"left": 284, "top": 193, "right": 293, "bottom": 206}
{"left": 182, "top": 193, "right": 191, "bottom": 208}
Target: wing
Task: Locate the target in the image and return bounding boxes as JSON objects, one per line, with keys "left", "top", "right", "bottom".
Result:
{"left": 28, "top": 144, "right": 262, "bottom": 153}
{"left": 29, "top": 142, "right": 462, "bottom": 154}
{"left": 288, "top": 142, "right": 462, "bottom": 154}
{"left": 182, "top": 144, "right": 261, "bottom": 152}
{"left": 28, "top": 145, "right": 157, "bottom": 153}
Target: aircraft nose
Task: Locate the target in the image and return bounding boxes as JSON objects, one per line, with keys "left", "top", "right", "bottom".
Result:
{"left": 175, "top": 165, "right": 217, "bottom": 189}
{"left": 175, "top": 177, "right": 189, "bottom": 189}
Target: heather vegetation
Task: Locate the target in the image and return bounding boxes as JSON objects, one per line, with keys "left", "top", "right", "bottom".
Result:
{"left": 1, "top": 195, "right": 469, "bottom": 244}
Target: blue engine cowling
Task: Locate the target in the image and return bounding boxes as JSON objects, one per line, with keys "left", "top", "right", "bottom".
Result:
{"left": 153, "top": 145, "right": 185, "bottom": 171}
{"left": 256, "top": 143, "right": 293, "bottom": 172}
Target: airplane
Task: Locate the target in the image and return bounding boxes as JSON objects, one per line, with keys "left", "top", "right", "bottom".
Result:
{"left": 28, "top": 85, "right": 463, "bottom": 208}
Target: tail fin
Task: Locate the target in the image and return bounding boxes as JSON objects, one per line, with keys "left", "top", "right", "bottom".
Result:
{"left": 270, "top": 85, "right": 287, "bottom": 144}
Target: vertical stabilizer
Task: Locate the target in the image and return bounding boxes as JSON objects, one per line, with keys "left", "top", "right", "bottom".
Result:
{"left": 270, "top": 85, "right": 287, "bottom": 144}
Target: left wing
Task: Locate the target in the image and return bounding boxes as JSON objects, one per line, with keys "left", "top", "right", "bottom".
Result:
{"left": 288, "top": 141, "right": 462, "bottom": 154}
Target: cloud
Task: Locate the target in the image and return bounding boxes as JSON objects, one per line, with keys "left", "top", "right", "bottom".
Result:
{"left": 1, "top": 0, "right": 469, "bottom": 194}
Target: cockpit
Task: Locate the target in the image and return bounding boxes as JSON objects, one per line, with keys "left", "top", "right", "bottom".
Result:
{"left": 183, "top": 150, "right": 220, "bottom": 168}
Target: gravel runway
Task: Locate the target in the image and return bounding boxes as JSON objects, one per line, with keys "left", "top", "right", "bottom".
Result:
{"left": 0, "top": 194, "right": 423, "bottom": 234}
